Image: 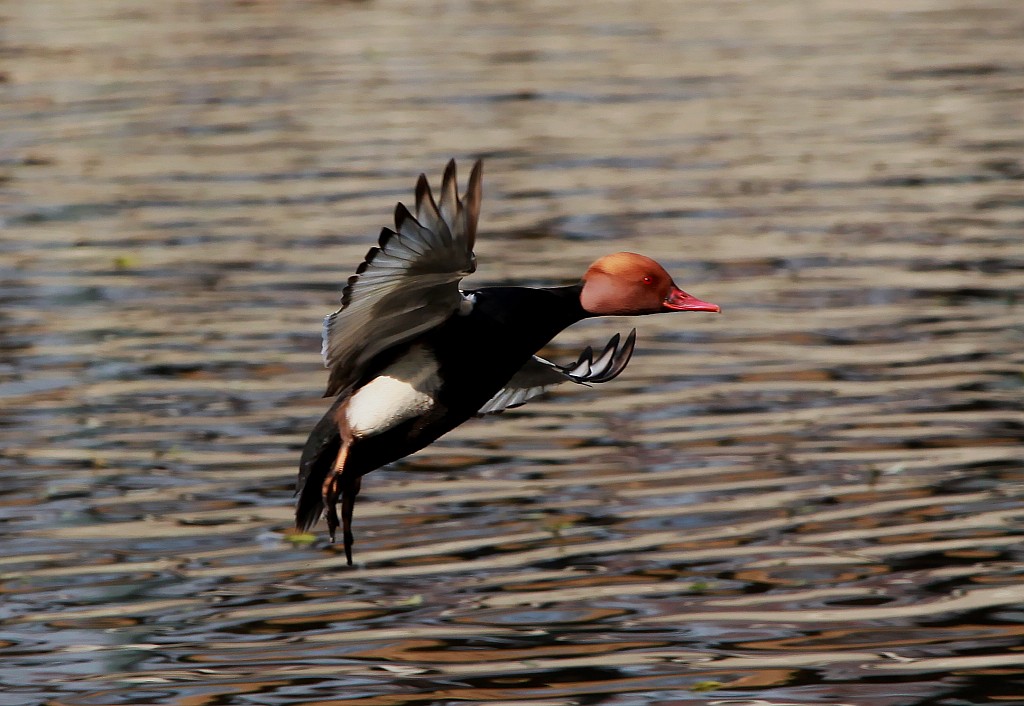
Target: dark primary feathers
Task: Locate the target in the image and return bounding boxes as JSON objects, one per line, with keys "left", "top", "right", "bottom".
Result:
{"left": 478, "top": 329, "right": 637, "bottom": 414}
{"left": 320, "top": 160, "right": 482, "bottom": 397}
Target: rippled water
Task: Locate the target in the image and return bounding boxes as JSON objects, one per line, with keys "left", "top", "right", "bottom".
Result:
{"left": 2, "top": 1, "right": 1023, "bottom": 704}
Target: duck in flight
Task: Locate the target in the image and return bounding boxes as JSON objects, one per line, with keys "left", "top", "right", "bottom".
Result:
{"left": 297, "top": 160, "right": 720, "bottom": 564}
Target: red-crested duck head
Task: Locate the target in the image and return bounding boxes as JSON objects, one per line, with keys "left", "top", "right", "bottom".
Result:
{"left": 580, "top": 252, "right": 720, "bottom": 316}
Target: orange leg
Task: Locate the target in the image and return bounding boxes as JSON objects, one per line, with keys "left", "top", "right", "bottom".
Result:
{"left": 321, "top": 438, "right": 350, "bottom": 545}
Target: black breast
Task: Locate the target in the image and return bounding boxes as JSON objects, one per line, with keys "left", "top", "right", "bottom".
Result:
{"left": 428, "top": 285, "right": 585, "bottom": 414}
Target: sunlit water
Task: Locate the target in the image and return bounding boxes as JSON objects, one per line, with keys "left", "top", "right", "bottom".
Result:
{"left": 2, "top": 1, "right": 1023, "bottom": 704}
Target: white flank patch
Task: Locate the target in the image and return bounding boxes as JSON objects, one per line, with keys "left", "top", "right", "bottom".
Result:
{"left": 345, "top": 344, "right": 440, "bottom": 438}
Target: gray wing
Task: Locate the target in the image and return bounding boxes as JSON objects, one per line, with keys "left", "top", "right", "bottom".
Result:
{"left": 321, "top": 160, "right": 482, "bottom": 397}
{"left": 478, "top": 329, "right": 637, "bottom": 414}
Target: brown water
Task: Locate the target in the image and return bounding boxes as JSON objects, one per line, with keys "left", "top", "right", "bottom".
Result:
{"left": 2, "top": 1, "right": 1023, "bottom": 704}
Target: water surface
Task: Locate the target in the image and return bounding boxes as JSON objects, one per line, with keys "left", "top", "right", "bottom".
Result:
{"left": 1, "top": 1, "right": 1023, "bottom": 704}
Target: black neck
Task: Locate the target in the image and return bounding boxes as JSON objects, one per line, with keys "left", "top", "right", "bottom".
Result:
{"left": 474, "top": 283, "right": 586, "bottom": 346}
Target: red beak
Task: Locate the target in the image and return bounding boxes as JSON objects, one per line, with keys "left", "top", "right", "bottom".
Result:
{"left": 663, "top": 286, "right": 720, "bottom": 313}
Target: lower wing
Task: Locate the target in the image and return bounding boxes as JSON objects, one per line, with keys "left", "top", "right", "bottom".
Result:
{"left": 478, "top": 329, "right": 637, "bottom": 414}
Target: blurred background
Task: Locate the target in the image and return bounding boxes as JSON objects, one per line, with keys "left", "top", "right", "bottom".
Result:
{"left": 1, "top": 1, "right": 1022, "bottom": 704}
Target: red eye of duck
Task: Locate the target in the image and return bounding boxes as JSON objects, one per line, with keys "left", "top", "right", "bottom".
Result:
{"left": 642, "top": 275, "right": 653, "bottom": 285}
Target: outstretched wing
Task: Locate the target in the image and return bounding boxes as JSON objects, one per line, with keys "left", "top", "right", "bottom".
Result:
{"left": 322, "top": 160, "right": 483, "bottom": 397}
{"left": 478, "top": 329, "right": 637, "bottom": 414}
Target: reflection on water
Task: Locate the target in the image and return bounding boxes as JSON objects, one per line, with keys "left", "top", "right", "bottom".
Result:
{"left": 2, "top": 0, "right": 1023, "bottom": 704}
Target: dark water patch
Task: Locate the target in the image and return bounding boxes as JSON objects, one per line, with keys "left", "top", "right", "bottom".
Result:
{"left": 161, "top": 51, "right": 320, "bottom": 71}
{"left": 911, "top": 286, "right": 1017, "bottom": 303}
{"left": 974, "top": 195, "right": 1024, "bottom": 210}
{"left": 0, "top": 154, "right": 55, "bottom": 167}
{"left": 964, "top": 138, "right": 1024, "bottom": 152}
{"left": 743, "top": 171, "right": 1024, "bottom": 199}
{"left": 889, "top": 63, "right": 1008, "bottom": 80}
{"left": 886, "top": 548, "right": 1023, "bottom": 575}
{"left": 7, "top": 190, "right": 404, "bottom": 225}
{"left": 538, "top": 207, "right": 745, "bottom": 241}
{"left": 981, "top": 158, "right": 1024, "bottom": 179}
{"left": 171, "top": 118, "right": 293, "bottom": 137}
{"left": 3, "top": 98, "right": 151, "bottom": 123}
{"left": 119, "top": 168, "right": 385, "bottom": 184}
{"left": 908, "top": 257, "right": 1024, "bottom": 273}
{"left": 414, "top": 88, "right": 716, "bottom": 106}
{"left": 532, "top": 155, "right": 681, "bottom": 170}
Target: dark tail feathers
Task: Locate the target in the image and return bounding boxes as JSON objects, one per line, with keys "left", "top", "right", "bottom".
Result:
{"left": 295, "top": 409, "right": 341, "bottom": 532}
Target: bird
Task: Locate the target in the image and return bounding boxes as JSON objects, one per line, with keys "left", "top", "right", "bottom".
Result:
{"left": 296, "top": 159, "right": 720, "bottom": 565}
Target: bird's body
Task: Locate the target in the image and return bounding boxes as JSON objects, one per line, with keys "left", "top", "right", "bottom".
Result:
{"left": 296, "top": 160, "right": 719, "bottom": 563}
